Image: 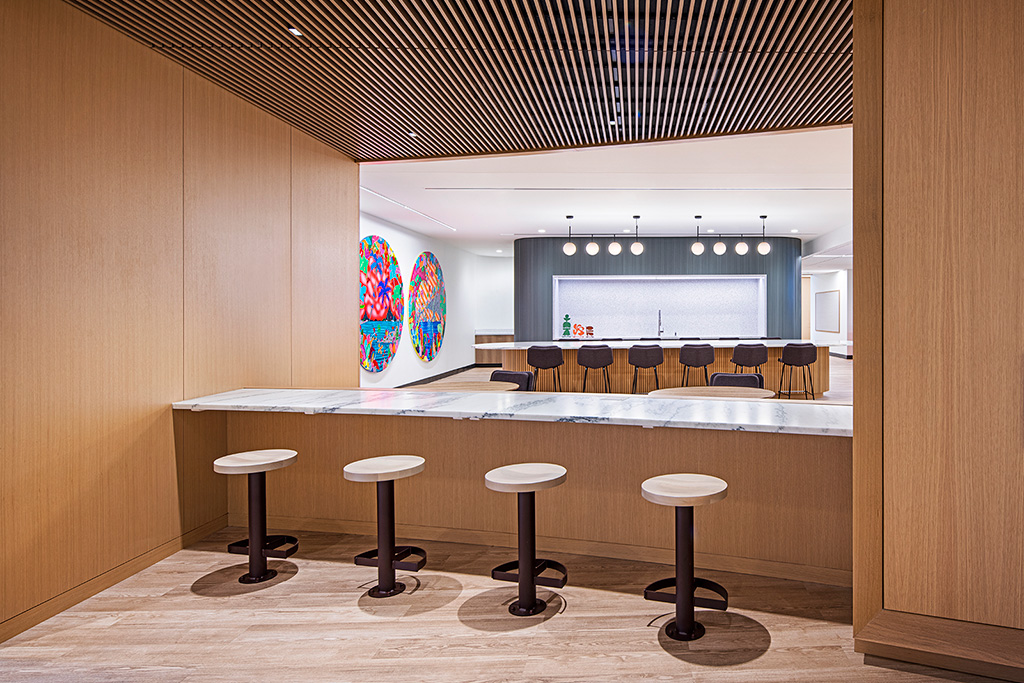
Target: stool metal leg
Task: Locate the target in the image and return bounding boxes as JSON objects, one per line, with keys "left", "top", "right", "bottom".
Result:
{"left": 510, "top": 491, "right": 546, "bottom": 616}
{"left": 666, "top": 506, "right": 703, "bottom": 640}
{"left": 370, "top": 480, "right": 405, "bottom": 598}
{"left": 240, "top": 472, "right": 276, "bottom": 584}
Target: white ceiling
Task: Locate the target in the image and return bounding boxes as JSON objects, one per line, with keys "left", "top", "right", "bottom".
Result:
{"left": 359, "top": 126, "right": 853, "bottom": 261}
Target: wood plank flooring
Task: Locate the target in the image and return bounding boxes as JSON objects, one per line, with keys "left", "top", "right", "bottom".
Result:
{"left": 0, "top": 528, "right": 993, "bottom": 682}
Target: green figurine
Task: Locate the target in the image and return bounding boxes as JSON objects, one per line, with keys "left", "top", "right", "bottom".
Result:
{"left": 562, "top": 314, "right": 572, "bottom": 337}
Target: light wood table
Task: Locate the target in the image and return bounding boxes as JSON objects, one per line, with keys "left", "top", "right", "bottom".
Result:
{"left": 648, "top": 387, "right": 776, "bottom": 400}
{"left": 409, "top": 380, "right": 520, "bottom": 392}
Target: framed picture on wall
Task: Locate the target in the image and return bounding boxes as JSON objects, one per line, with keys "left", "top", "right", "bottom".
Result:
{"left": 814, "top": 289, "right": 841, "bottom": 333}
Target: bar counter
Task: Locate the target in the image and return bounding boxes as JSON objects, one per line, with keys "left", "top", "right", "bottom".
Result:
{"left": 172, "top": 388, "right": 852, "bottom": 586}
{"left": 477, "top": 339, "right": 831, "bottom": 396}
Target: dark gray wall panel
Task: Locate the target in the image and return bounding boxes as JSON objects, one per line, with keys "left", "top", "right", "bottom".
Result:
{"left": 514, "top": 237, "right": 802, "bottom": 341}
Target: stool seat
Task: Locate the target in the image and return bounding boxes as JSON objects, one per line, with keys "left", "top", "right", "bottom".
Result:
{"left": 485, "top": 463, "right": 567, "bottom": 493}
{"left": 213, "top": 449, "right": 297, "bottom": 475}
{"left": 641, "top": 474, "right": 728, "bottom": 507}
{"left": 344, "top": 455, "right": 425, "bottom": 482}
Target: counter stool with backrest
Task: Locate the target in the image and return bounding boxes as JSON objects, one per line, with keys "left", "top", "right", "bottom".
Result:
{"left": 730, "top": 343, "right": 768, "bottom": 373}
{"left": 679, "top": 343, "right": 715, "bottom": 387}
{"left": 710, "top": 372, "right": 764, "bottom": 389}
{"left": 629, "top": 344, "right": 664, "bottom": 394}
{"left": 527, "top": 345, "right": 565, "bottom": 392}
{"left": 490, "top": 369, "right": 536, "bottom": 391}
{"left": 344, "top": 455, "right": 427, "bottom": 598}
{"left": 642, "top": 473, "right": 729, "bottom": 641}
{"left": 214, "top": 449, "right": 299, "bottom": 584}
{"left": 778, "top": 342, "right": 818, "bottom": 400}
{"left": 577, "top": 344, "right": 613, "bottom": 392}
{"left": 485, "top": 463, "right": 568, "bottom": 616}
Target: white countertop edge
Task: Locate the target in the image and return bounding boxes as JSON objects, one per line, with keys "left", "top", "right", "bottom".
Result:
{"left": 172, "top": 388, "right": 852, "bottom": 438}
{"left": 474, "top": 338, "right": 830, "bottom": 350}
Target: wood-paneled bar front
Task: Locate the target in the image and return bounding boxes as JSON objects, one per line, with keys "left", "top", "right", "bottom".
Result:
{"left": 497, "top": 343, "right": 830, "bottom": 396}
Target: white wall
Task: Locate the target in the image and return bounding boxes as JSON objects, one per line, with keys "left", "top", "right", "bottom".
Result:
{"left": 809, "top": 270, "right": 853, "bottom": 350}
{"left": 359, "top": 213, "right": 513, "bottom": 387}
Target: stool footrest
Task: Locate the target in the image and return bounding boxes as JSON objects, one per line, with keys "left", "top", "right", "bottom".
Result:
{"left": 227, "top": 535, "right": 298, "bottom": 559}
{"left": 491, "top": 559, "right": 568, "bottom": 588}
{"left": 354, "top": 545, "right": 427, "bottom": 572}
{"left": 643, "top": 576, "right": 729, "bottom": 611}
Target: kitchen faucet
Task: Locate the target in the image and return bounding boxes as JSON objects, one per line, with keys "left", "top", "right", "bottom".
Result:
{"left": 658, "top": 309, "right": 663, "bottom": 337}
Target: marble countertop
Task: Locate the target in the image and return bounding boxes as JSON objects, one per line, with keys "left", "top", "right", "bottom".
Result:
{"left": 172, "top": 388, "right": 851, "bottom": 438}
{"left": 474, "top": 338, "right": 828, "bottom": 350}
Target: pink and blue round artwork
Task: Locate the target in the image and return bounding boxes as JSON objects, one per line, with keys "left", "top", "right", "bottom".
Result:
{"left": 408, "top": 252, "right": 446, "bottom": 361}
{"left": 359, "top": 236, "right": 403, "bottom": 372}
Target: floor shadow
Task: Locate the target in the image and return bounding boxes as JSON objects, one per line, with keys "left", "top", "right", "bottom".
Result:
{"left": 457, "top": 587, "right": 565, "bottom": 632}
{"left": 356, "top": 574, "right": 464, "bottom": 617}
{"left": 190, "top": 561, "right": 298, "bottom": 597}
{"left": 863, "top": 656, "right": 1002, "bottom": 682}
{"left": 655, "top": 610, "right": 772, "bottom": 666}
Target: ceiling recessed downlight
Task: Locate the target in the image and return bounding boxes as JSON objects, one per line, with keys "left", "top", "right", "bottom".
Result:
{"left": 287, "top": 27, "right": 302, "bottom": 36}
{"left": 537, "top": 229, "right": 546, "bottom": 233}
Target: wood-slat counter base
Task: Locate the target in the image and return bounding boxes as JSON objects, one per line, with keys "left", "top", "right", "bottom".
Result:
{"left": 856, "top": 610, "right": 1024, "bottom": 682}
{"left": 211, "top": 412, "right": 852, "bottom": 586}
{"left": 502, "top": 346, "right": 830, "bottom": 396}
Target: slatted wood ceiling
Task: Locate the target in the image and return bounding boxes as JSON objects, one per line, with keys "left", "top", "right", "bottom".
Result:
{"left": 65, "top": 1, "right": 852, "bottom": 162}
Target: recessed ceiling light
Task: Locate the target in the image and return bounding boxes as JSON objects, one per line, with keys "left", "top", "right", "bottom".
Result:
{"left": 408, "top": 132, "right": 418, "bottom": 138}
{"left": 496, "top": 249, "right": 503, "bottom": 253}
{"left": 707, "top": 229, "right": 715, "bottom": 233}
{"left": 287, "top": 27, "right": 302, "bottom": 36}
{"left": 791, "top": 229, "right": 799, "bottom": 233}
{"left": 537, "top": 229, "right": 546, "bottom": 233}
{"left": 622, "top": 229, "right": 630, "bottom": 233}
{"left": 608, "top": 120, "right": 617, "bottom": 125}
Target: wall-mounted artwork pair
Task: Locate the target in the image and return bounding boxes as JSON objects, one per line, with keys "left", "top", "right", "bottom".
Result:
{"left": 359, "top": 236, "right": 446, "bottom": 372}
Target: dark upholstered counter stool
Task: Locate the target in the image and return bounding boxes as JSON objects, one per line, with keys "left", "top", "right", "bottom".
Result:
{"left": 344, "top": 455, "right": 427, "bottom": 598}
{"left": 710, "top": 372, "right": 764, "bottom": 389}
{"left": 490, "top": 369, "right": 536, "bottom": 391}
{"left": 629, "top": 344, "right": 664, "bottom": 394}
{"left": 730, "top": 343, "right": 768, "bottom": 373}
{"left": 642, "top": 473, "right": 729, "bottom": 641}
{"left": 485, "top": 463, "right": 568, "bottom": 616}
{"left": 679, "top": 343, "right": 715, "bottom": 387}
{"left": 213, "top": 449, "right": 299, "bottom": 584}
{"left": 779, "top": 342, "right": 818, "bottom": 400}
{"left": 577, "top": 344, "right": 613, "bottom": 392}
{"left": 527, "top": 345, "right": 565, "bottom": 392}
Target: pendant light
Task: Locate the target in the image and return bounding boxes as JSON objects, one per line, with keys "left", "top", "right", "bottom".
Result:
{"left": 585, "top": 235, "right": 600, "bottom": 256}
{"left": 713, "top": 241, "right": 726, "bottom": 255}
{"left": 735, "top": 241, "right": 749, "bottom": 255}
{"left": 607, "top": 240, "right": 622, "bottom": 255}
{"left": 757, "top": 215, "right": 771, "bottom": 255}
{"left": 562, "top": 215, "right": 576, "bottom": 255}
{"left": 630, "top": 215, "right": 644, "bottom": 255}
{"left": 690, "top": 215, "right": 705, "bottom": 255}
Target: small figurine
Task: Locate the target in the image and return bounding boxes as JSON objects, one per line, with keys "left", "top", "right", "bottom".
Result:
{"left": 572, "top": 323, "right": 584, "bottom": 337}
{"left": 585, "top": 326, "right": 594, "bottom": 338}
{"left": 562, "top": 314, "right": 572, "bottom": 337}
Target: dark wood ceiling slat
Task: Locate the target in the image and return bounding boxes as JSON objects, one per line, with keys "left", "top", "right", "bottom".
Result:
{"left": 64, "top": 0, "right": 854, "bottom": 161}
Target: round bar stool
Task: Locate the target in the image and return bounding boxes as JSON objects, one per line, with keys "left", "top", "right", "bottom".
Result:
{"left": 527, "top": 345, "right": 565, "bottom": 391}
{"left": 485, "top": 463, "right": 568, "bottom": 616}
{"left": 641, "top": 473, "right": 729, "bottom": 641}
{"left": 213, "top": 449, "right": 299, "bottom": 584}
{"left": 344, "top": 455, "right": 427, "bottom": 598}
{"left": 778, "top": 342, "right": 818, "bottom": 400}
{"left": 577, "top": 344, "right": 613, "bottom": 392}
{"left": 679, "top": 343, "right": 715, "bottom": 387}
{"left": 628, "top": 344, "right": 664, "bottom": 394}
{"left": 730, "top": 343, "right": 768, "bottom": 373}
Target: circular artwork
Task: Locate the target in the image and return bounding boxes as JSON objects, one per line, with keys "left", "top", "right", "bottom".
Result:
{"left": 408, "top": 252, "right": 446, "bottom": 361}
{"left": 359, "top": 236, "right": 403, "bottom": 372}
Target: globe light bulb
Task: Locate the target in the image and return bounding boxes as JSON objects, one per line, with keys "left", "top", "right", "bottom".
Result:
{"left": 586, "top": 241, "right": 599, "bottom": 256}
{"left": 608, "top": 241, "right": 622, "bottom": 255}
{"left": 563, "top": 241, "right": 576, "bottom": 256}
{"left": 630, "top": 241, "right": 644, "bottom": 255}
{"left": 713, "top": 241, "right": 726, "bottom": 255}
{"left": 757, "top": 241, "right": 771, "bottom": 255}
{"left": 735, "top": 241, "right": 749, "bottom": 255}
{"left": 691, "top": 241, "right": 705, "bottom": 255}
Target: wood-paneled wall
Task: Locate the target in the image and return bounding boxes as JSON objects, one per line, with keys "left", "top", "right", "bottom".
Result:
{"left": 0, "top": 0, "right": 358, "bottom": 640}
{"left": 854, "top": 0, "right": 1024, "bottom": 677}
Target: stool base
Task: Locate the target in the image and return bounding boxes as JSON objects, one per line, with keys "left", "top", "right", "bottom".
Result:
{"left": 238, "top": 568, "right": 278, "bottom": 584}
{"left": 666, "top": 620, "right": 705, "bottom": 641}
{"left": 509, "top": 598, "right": 547, "bottom": 616}
{"left": 369, "top": 582, "right": 406, "bottom": 598}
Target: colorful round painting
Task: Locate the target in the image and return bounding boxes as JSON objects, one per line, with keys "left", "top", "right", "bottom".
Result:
{"left": 359, "top": 236, "right": 403, "bottom": 372}
{"left": 408, "top": 252, "right": 446, "bottom": 361}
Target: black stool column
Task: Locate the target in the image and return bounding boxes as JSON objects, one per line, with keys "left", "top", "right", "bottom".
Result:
{"left": 372, "top": 480, "right": 403, "bottom": 598}
{"left": 511, "top": 491, "right": 544, "bottom": 616}
{"left": 667, "top": 506, "right": 700, "bottom": 640}
{"left": 241, "top": 471, "right": 275, "bottom": 584}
